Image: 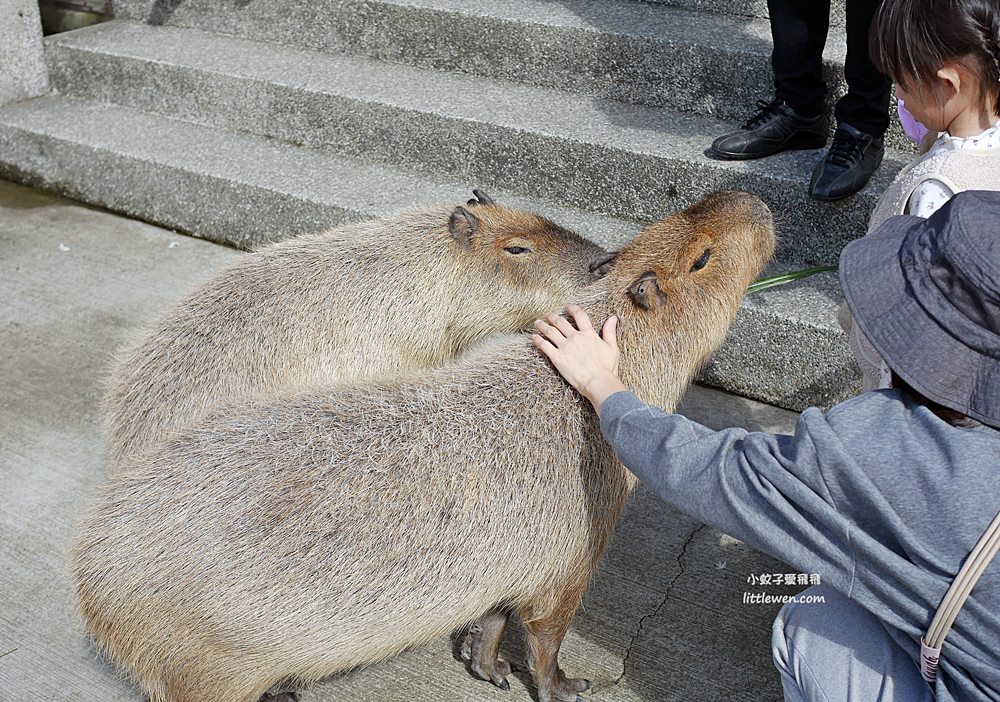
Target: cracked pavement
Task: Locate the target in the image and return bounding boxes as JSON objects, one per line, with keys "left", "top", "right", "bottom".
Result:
{"left": 611, "top": 524, "right": 708, "bottom": 689}
{"left": 0, "top": 180, "right": 801, "bottom": 702}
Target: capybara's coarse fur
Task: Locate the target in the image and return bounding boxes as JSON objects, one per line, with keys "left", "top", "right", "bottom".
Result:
{"left": 104, "top": 198, "right": 612, "bottom": 468}
{"left": 72, "top": 192, "right": 775, "bottom": 702}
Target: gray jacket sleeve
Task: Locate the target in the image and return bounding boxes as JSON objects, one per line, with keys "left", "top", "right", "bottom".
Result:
{"left": 599, "top": 391, "right": 858, "bottom": 592}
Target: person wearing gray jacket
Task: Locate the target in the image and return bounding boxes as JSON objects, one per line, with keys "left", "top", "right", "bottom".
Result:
{"left": 532, "top": 190, "right": 1000, "bottom": 702}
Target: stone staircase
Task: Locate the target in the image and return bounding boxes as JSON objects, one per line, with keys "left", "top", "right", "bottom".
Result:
{"left": 0, "top": 0, "right": 911, "bottom": 410}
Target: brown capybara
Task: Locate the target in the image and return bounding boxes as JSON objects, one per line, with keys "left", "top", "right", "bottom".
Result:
{"left": 72, "top": 192, "right": 775, "bottom": 702}
{"left": 103, "top": 191, "right": 613, "bottom": 469}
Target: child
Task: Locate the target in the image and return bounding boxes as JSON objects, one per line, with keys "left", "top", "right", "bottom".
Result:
{"left": 850, "top": 0, "right": 1000, "bottom": 390}
{"left": 532, "top": 191, "right": 1000, "bottom": 702}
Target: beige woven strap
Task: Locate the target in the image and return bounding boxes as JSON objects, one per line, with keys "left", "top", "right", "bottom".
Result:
{"left": 921, "top": 508, "right": 1000, "bottom": 683}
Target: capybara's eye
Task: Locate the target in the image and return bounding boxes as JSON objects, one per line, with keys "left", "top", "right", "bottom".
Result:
{"left": 504, "top": 246, "right": 531, "bottom": 255}
{"left": 691, "top": 248, "right": 712, "bottom": 272}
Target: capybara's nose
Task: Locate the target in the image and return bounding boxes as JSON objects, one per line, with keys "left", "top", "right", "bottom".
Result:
{"left": 752, "top": 197, "right": 773, "bottom": 225}
{"left": 744, "top": 193, "right": 774, "bottom": 226}
{"left": 725, "top": 191, "right": 772, "bottom": 222}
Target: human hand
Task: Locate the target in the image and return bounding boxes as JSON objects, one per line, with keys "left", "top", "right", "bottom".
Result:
{"left": 532, "top": 304, "right": 628, "bottom": 415}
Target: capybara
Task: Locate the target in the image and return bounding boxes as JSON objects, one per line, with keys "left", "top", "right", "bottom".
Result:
{"left": 104, "top": 191, "right": 613, "bottom": 468}
{"left": 72, "top": 192, "right": 775, "bottom": 702}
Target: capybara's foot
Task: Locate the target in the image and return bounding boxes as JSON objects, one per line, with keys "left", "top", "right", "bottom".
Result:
{"left": 461, "top": 620, "right": 512, "bottom": 690}
{"left": 538, "top": 673, "right": 592, "bottom": 702}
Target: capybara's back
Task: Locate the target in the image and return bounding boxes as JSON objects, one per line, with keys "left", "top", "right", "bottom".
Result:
{"left": 77, "top": 349, "right": 610, "bottom": 702}
{"left": 75, "top": 192, "right": 775, "bottom": 702}
{"left": 103, "top": 201, "right": 611, "bottom": 469}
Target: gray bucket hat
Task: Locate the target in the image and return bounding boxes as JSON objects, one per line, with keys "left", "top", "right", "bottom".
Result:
{"left": 839, "top": 190, "right": 1000, "bottom": 428}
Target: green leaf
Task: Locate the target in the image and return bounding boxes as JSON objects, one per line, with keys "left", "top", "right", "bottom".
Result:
{"left": 747, "top": 266, "right": 838, "bottom": 294}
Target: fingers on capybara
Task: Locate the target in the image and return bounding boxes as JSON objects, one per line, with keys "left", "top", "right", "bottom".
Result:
{"left": 103, "top": 198, "right": 612, "bottom": 470}
{"left": 74, "top": 192, "right": 774, "bottom": 702}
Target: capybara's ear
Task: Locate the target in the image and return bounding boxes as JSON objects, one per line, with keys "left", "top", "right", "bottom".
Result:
{"left": 589, "top": 253, "right": 617, "bottom": 280}
{"left": 466, "top": 189, "right": 496, "bottom": 207}
{"left": 628, "top": 271, "right": 666, "bottom": 310}
{"left": 449, "top": 206, "right": 479, "bottom": 247}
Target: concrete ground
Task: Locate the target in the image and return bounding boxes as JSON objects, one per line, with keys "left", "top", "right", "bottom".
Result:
{"left": 0, "top": 179, "right": 804, "bottom": 702}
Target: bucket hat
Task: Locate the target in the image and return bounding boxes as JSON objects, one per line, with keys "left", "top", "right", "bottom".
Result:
{"left": 839, "top": 190, "right": 1000, "bottom": 428}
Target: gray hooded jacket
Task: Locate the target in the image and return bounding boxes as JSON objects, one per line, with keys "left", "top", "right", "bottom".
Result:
{"left": 600, "top": 388, "right": 1000, "bottom": 702}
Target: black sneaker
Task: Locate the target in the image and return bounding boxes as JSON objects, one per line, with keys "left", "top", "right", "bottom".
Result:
{"left": 711, "top": 99, "right": 828, "bottom": 160}
{"left": 808, "top": 122, "right": 885, "bottom": 201}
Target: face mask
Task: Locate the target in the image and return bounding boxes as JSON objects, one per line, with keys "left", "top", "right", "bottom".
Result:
{"left": 898, "top": 99, "right": 929, "bottom": 143}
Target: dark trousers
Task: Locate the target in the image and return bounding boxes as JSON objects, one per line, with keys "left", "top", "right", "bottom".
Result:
{"left": 767, "top": 0, "right": 892, "bottom": 138}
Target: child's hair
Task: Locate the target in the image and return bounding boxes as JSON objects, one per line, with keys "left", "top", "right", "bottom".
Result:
{"left": 890, "top": 372, "right": 980, "bottom": 428}
{"left": 871, "top": 0, "right": 1000, "bottom": 116}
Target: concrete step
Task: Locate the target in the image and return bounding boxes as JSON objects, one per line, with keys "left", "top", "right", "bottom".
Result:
{"left": 106, "top": 0, "right": 901, "bottom": 148}
{"left": 709, "top": 270, "right": 856, "bottom": 409}
{"left": 107, "top": 0, "right": 799, "bottom": 121}
{"left": 0, "top": 96, "right": 858, "bottom": 409}
{"left": 641, "top": 0, "right": 846, "bottom": 28}
{"left": 0, "top": 95, "right": 635, "bottom": 251}
{"left": 45, "top": 21, "right": 909, "bottom": 267}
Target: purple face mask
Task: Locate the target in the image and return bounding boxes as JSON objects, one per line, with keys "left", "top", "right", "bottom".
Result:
{"left": 897, "top": 99, "right": 930, "bottom": 143}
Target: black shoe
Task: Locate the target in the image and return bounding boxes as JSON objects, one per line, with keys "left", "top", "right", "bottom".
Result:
{"left": 809, "top": 122, "right": 885, "bottom": 201}
{"left": 711, "top": 99, "right": 828, "bottom": 160}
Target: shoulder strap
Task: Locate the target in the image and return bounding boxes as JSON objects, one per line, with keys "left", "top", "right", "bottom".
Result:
{"left": 921, "top": 508, "right": 1000, "bottom": 682}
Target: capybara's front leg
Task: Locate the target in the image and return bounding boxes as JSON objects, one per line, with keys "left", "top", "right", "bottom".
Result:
{"left": 520, "top": 587, "right": 592, "bottom": 702}
{"left": 461, "top": 608, "right": 513, "bottom": 689}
